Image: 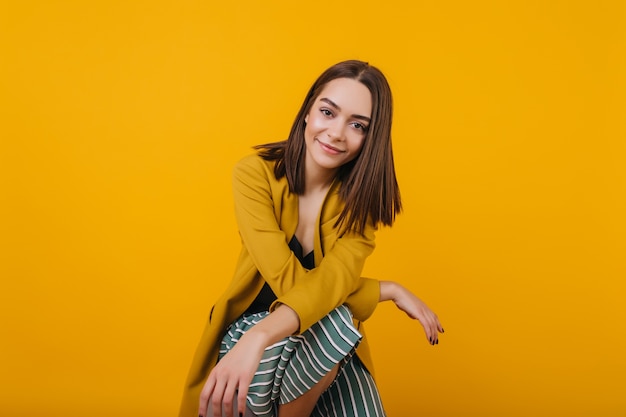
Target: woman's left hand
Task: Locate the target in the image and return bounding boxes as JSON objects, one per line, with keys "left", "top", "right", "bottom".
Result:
{"left": 380, "top": 281, "right": 444, "bottom": 345}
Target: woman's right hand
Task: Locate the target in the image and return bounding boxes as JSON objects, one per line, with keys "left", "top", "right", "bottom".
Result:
{"left": 199, "top": 304, "right": 300, "bottom": 417}
{"left": 198, "top": 331, "right": 266, "bottom": 417}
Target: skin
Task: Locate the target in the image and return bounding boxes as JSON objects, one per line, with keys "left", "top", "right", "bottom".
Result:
{"left": 198, "top": 78, "right": 444, "bottom": 417}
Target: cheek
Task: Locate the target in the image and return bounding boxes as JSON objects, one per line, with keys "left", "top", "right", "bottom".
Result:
{"left": 305, "top": 115, "right": 317, "bottom": 131}
{"left": 305, "top": 112, "right": 323, "bottom": 131}
{"left": 350, "top": 135, "right": 366, "bottom": 153}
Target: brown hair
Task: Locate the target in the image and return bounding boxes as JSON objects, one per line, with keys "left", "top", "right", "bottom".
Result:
{"left": 255, "top": 60, "right": 401, "bottom": 234}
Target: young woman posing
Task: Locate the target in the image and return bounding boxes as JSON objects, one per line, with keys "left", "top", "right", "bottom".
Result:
{"left": 179, "top": 60, "right": 444, "bottom": 417}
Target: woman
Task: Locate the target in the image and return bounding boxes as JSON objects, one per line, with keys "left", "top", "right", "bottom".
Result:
{"left": 180, "top": 60, "right": 444, "bottom": 417}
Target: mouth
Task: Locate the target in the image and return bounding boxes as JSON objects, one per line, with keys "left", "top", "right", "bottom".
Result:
{"left": 316, "top": 139, "right": 345, "bottom": 154}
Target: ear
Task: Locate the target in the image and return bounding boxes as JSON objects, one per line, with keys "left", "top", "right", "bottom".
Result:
{"left": 304, "top": 114, "right": 309, "bottom": 124}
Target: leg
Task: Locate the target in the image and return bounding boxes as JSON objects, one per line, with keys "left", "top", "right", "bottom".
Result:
{"left": 276, "top": 363, "right": 340, "bottom": 417}
{"left": 314, "top": 355, "right": 386, "bottom": 417}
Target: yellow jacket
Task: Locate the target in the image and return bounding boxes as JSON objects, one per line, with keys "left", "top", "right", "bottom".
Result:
{"left": 179, "top": 154, "right": 381, "bottom": 416}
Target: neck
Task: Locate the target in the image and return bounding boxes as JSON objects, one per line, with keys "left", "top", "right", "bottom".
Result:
{"left": 304, "top": 164, "right": 337, "bottom": 195}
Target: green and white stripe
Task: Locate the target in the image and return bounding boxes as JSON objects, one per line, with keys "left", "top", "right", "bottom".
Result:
{"left": 313, "top": 355, "right": 386, "bottom": 417}
{"left": 219, "top": 305, "right": 386, "bottom": 417}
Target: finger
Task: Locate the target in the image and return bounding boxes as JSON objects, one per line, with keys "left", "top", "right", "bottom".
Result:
{"left": 419, "top": 312, "right": 434, "bottom": 342}
{"left": 429, "top": 319, "right": 438, "bottom": 345}
{"left": 417, "top": 316, "right": 431, "bottom": 344}
{"left": 237, "top": 384, "right": 248, "bottom": 417}
{"left": 425, "top": 322, "right": 436, "bottom": 345}
{"left": 210, "top": 380, "right": 227, "bottom": 417}
{"left": 417, "top": 313, "right": 435, "bottom": 345}
{"left": 427, "top": 315, "right": 439, "bottom": 345}
{"left": 199, "top": 377, "right": 217, "bottom": 417}
{"left": 427, "top": 312, "right": 440, "bottom": 339}
{"left": 221, "top": 382, "right": 238, "bottom": 417}
{"left": 432, "top": 314, "right": 441, "bottom": 345}
{"left": 430, "top": 315, "right": 443, "bottom": 344}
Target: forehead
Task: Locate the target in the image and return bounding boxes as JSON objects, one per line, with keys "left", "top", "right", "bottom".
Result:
{"left": 316, "top": 78, "right": 372, "bottom": 117}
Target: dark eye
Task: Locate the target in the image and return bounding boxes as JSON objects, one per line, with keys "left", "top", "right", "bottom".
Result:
{"left": 320, "top": 108, "right": 333, "bottom": 117}
{"left": 352, "top": 122, "right": 368, "bottom": 132}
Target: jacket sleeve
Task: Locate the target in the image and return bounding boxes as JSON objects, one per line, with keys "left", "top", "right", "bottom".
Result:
{"left": 344, "top": 277, "right": 380, "bottom": 322}
{"left": 232, "top": 155, "right": 379, "bottom": 333}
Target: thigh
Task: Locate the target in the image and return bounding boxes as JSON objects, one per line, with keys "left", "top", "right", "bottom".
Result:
{"left": 312, "top": 355, "right": 387, "bottom": 417}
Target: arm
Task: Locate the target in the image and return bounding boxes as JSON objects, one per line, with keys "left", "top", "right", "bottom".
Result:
{"left": 233, "top": 157, "right": 442, "bottom": 334}
{"left": 232, "top": 155, "right": 376, "bottom": 332}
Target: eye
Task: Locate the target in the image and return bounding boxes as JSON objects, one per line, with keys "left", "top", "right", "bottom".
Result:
{"left": 351, "top": 121, "right": 368, "bottom": 132}
{"left": 320, "top": 108, "right": 333, "bottom": 117}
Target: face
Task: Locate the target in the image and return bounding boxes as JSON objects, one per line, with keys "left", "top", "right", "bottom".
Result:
{"left": 304, "top": 77, "right": 372, "bottom": 177}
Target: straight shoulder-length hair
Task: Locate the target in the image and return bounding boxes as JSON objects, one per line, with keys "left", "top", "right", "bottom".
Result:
{"left": 255, "top": 60, "right": 402, "bottom": 235}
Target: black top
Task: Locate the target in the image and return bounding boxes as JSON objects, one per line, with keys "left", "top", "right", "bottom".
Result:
{"left": 244, "top": 235, "right": 314, "bottom": 315}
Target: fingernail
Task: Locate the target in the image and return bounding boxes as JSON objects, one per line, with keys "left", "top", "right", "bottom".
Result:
{"left": 240, "top": 413, "right": 243, "bottom": 417}
{"left": 436, "top": 339, "right": 439, "bottom": 344}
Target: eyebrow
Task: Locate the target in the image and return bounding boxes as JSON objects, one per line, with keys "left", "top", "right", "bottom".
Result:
{"left": 320, "top": 97, "right": 371, "bottom": 123}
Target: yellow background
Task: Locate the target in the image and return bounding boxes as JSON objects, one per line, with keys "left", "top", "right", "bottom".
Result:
{"left": 1, "top": 1, "right": 624, "bottom": 416}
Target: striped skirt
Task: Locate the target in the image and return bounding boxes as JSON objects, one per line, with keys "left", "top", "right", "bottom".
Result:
{"left": 219, "top": 305, "right": 386, "bottom": 417}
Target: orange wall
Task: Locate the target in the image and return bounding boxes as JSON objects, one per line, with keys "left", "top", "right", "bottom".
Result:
{"left": 1, "top": 1, "right": 624, "bottom": 416}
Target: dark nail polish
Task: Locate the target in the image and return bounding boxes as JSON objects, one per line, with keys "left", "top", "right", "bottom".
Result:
{"left": 240, "top": 413, "right": 243, "bottom": 417}
{"left": 442, "top": 328, "right": 445, "bottom": 333}
{"left": 436, "top": 339, "right": 439, "bottom": 344}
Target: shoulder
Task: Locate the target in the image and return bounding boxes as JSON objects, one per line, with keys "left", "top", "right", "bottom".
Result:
{"left": 234, "top": 152, "right": 271, "bottom": 171}
{"left": 233, "top": 153, "right": 275, "bottom": 179}
{"left": 232, "top": 152, "right": 285, "bottom": 191}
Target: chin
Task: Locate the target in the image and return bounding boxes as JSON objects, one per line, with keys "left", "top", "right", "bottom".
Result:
{"left": 314, "top": 155, "right": 344, "bottom": 170}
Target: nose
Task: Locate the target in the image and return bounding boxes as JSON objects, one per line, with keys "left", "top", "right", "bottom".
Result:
{"left": 326, "top": 118, "right": 345, "bottom": 141}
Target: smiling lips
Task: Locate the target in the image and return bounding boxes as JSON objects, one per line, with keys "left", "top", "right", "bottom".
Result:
{"left": 316, "top": 138, "right": 345, "bottom": 154}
